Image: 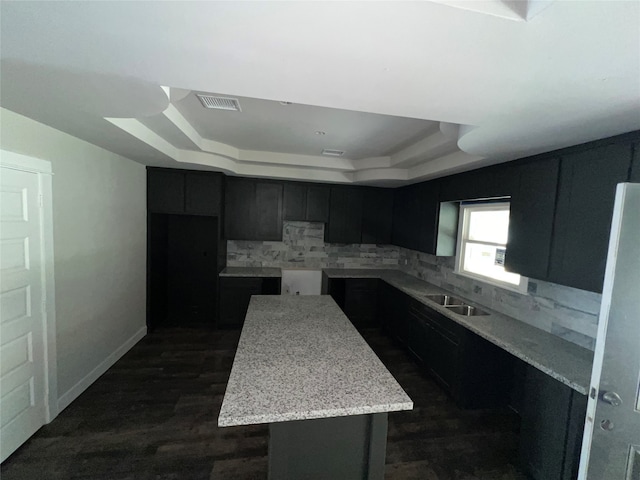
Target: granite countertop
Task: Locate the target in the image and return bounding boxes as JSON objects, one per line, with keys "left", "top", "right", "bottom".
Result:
{"left": 219, "top": 267, "right": 282, "bottom": 277}
{"left": 323, "top": 268, "right": 594, "bottom": 395}
{"left": 218, "top": 295, "right": 413, "bottom": 427}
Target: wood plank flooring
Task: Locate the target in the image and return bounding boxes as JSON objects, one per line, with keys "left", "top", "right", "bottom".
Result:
{"left": 1, "top": 327, "right": 527, "bottom": 480}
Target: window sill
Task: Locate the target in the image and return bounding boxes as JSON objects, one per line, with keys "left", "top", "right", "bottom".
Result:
{"left": 453, "top": 269, "right": 529, "bottom": 295}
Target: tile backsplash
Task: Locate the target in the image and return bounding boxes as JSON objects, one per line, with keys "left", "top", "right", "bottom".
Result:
{"left": 227, "top": 221, "right": 601, "bottom": 350}
{"left": 227, "top": 221, "right": 400, "bottom": 269}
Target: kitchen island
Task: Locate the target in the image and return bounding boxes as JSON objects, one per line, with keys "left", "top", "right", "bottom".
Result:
{"left": 218, "top": 295, "right": 413, "bottom": 479}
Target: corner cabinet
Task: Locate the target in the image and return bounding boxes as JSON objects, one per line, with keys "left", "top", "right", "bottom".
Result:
{"left": 224, "top": 178, "right": 283, "bottom": 241}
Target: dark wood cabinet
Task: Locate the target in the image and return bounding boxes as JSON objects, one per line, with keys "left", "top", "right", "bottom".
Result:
{"left": 225, "top": 178, "right": 283, "bottom": 241}
{"left": 283, "top": 183, "right": 330, "bottom": 223}
{"left": 379, "top": 282, "right": 410, "bottom": 343}
{"left": 255, "top": 182, "right": 283, "bottom": 240}
{"left": 548, "top": 142, "right": 633, "bottom": 292}
{"left": 630, "top": 142, "right": 640, "bottom": 182}
{"left": 517, "top": 363, "right": 587, "bottom": 480}
{"left": 391, "top": 184, "right": 421, "bottom": 250}
{"left": 439, "top": 163, "right": 516, "bottom": 202}
{"left": 343, "top": 279, "right": 379, "bottom": 328}
{"left": 361, "top": 187, "right": 394, "bottom": 244}
{"left": 148, "top": 168, "right": 224, "bottom": 216}
{"left": 326, "top": 277, "right": 380, "bottom": 328}
{"left": 392, "top": 181, "right": 439, "bottom": 254}
{"left": 218, "top": 276, "right": 281, "bottom": 328}
{"left": 326, "top": 186, "right": 363, "bottom": 243}
{"left": 505, "top": 157, "right": 560, "bottom": 280}
{"left": 185, "top": 172, "right": 223, "bottom": 216}
{"left": 147, "top": 169, "right": 185, "bottom": 214}
{"left": 283, "top": 183, "right": 307, "bottom": 221}
{"left": 306, "top": 185, "right": 330, "bottom": 222}
{"left": 404, "top": 299, "right": 514, "bottom": 409}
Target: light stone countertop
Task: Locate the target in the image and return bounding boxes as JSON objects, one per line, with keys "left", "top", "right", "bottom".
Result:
{"left": 323, "top": 268, "right": 594, "bottom": 395}
{"left": 219, "top": 267, "right": 282, "bottom": 277}
{"left": 218, "top": 295, "right": 414, "bottom": 427}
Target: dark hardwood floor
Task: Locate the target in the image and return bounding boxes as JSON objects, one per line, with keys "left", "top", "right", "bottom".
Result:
{"left": 1, "top": 327, "right": 527, "bottom": 480}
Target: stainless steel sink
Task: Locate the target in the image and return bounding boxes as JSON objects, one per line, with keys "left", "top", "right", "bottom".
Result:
{"left": 424, "top": 294, "right": 466, "bottom": 306}
{"left": 444, "top": 305, "right": 489, "bottom": 316}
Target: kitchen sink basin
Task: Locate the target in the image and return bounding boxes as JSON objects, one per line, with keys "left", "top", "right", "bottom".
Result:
{"left": 444, "top": 305, "right": 489, "bottom": 316}
{"left": 424, "top": 294, "right": 466, "bottom": 306}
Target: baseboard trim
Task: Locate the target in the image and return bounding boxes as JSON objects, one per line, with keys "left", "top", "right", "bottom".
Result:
{"left": 56, "top": 326, "right": 147, "bottom": 414}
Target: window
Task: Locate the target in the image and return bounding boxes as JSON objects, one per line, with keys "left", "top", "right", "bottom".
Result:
{"left": 455, "top": 202, "right": 528, "bottom": 292}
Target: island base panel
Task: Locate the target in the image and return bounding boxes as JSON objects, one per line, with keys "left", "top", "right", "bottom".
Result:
{"left": 268, "top": 412, "right": 388, "bottom": 480}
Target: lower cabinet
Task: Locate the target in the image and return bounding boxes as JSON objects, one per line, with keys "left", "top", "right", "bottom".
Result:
{"left": 515, "top": 362, "right": 588, "bottom": 480}
{"left": 407, "top": 299, "right": 514, "bottom": 409}
{"left": 218, "top": 276, "right": 281, "bottom": 328}
{"left": 379, "top": 282, "right": 411, "bottom": 343}
{"left": 327, "top": 278, "right": 380, "bottom": 328}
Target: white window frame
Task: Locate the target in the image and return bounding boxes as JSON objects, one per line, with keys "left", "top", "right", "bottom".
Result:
{"left": 455, "top": 201, "right": 528, "bottom": 294}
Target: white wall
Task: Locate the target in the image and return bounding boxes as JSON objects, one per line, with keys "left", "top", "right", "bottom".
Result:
{"left": 0, "top": 108, "right": 147, "bottom": 412}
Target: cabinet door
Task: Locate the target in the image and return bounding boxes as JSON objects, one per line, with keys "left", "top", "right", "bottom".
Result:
{"left": 218, "top": 277, "right": 263, "bottom": 328}
{"left": 549, "top": 143, "right": 632, "bottom": 292}
{"left": 255, "top": 182, "right": 283, "bottom": 240}
{"left": 283, "top": 183, "right": 307, "bottom": 221}
{"left": 306, "top": 185, "right": 330, "bottom": 222}
{"left": 326, "top": 187, "right": 363, "bottom": 243}
{"left": 406, "top": 310, "right": 429, "bottom": 365}
{"left": 505, "top": 157, "right": 559, "bottom": 280}
{"left": 417, "top": 181, "right": 440, "bottom": 254}
{"left": 185, "top": 172, "right": 222, "bottom": 216}
{"left": 518, "top": 365, "right": 574, "bottom": 480}
{"left": 147, "top": 169, "right": 185, "bottom": 214}
{"left": 343, "top": 279, "right": 379, "bottom": 328}
{"left": 392, "top": 185, "right": 420, "bottom": 250}
{"left": 224, "top": 178, "right": 255, "bottom": 240}
{"left": 361, "top": 187, "right": 394, "bottom": 244}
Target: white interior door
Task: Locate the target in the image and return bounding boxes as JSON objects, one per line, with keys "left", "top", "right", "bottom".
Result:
{"left": 0, "top": 166, "right": 47, "bottom": 463}
{"left": 580, "top": 183, "right": 640, "bottom": 479}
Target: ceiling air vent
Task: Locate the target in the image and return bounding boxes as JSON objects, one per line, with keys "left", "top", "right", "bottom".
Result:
{"left": 322, "top": 149, "right": 346, "bottom": 157}
{"left": 196, "top": 94, "right": 242, "bottom": 111}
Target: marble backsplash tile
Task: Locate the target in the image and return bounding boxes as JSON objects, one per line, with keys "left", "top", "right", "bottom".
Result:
{"left": 227, "top": 221, "right": 400, "bottom": 269}
{"left": 398, "top": 247, "right": 601, "bottom": 350}
{"left": 227, "top": 221, "right": 601, "bottom": 350}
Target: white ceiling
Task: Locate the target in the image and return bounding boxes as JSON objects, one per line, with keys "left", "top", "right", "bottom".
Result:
{"left": 1, "top": 1, "right": 639, "bottom": 185}
{"left": 173, "top": 92, "right": 437, "bottom": 160}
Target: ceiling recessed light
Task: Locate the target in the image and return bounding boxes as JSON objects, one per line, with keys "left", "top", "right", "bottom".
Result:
{"left": 315, "top": 131, "right": 326, "bottom": 135}
{"left": 322, "top": 149, "right": 345, "bottom": 157}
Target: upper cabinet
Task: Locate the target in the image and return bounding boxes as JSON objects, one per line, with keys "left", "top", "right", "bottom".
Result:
{"left": 361, "top": 187, "right": 394, "bottom": 244}
{"left": 225, "top": 178, "right": 283, "bottom": 241}
{"left": 548, "top": 142, "right": 633, "bottom": 292}
{"left": 505, "top": 157, "right": 560, "bottom": 281}
{"left": 325, "top": 186, "right": 364, "bottom": 244}
{"left": 147, "top": 168, "right": 223, "bottom": 216}
{"left": 283, "top": 182, "right": 330, "bottom": 223}
{"left": 148, "top": 169, "right": 185, "bottom": 214}
{"left": 439, "top": 163, "right": 516, "bottom": 202}
{"left": 631, "top": 143, "right": 640, "bottom": 182}
{"left": 392, "top": 181, "right": 440, "bottom": 254}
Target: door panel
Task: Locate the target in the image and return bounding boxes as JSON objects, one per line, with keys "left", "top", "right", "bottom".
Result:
{"left": 0, "top": 167, "right": 46, "bottom": 462}
{"left": 582, "top": 183, "right": 640, "bottom": 478}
